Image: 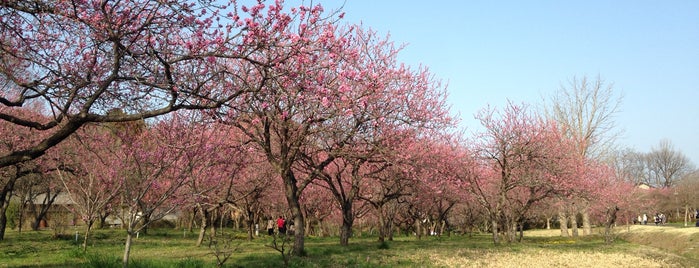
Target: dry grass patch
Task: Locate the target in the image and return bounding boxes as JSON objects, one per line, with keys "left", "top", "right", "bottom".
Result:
{"left": 426, "top": 248, "right": 679, "bottom": 268}
{"left": 618, "top": 225, "right": 699, "bottom": 259}
{"left": 523, "top": 228, "right": 563, "bottom": 237}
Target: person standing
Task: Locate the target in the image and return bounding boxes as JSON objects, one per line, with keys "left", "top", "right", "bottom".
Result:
{"left": 277, "top": 216, "right": 286, "bottom": 235}
{"left": 266, "top": 217, "right": 275, "bottom": 235}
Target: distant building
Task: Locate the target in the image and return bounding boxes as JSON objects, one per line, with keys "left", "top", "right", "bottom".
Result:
{"left": 636, "top": 183, "right": 651, "bottom": 190}
{"left": 27, "top": 192, "right": 79, "bottom": 229}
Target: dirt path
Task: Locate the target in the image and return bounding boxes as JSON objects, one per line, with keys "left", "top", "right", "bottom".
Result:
{"left": 433, "top": 225, "right": 699, "bottom": 268}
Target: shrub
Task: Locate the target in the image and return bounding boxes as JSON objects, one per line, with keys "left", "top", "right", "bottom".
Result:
{"left": 5, "top": 201, "right": 19, "bottom": 230}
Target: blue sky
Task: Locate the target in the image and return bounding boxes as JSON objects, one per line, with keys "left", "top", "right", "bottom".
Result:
{"left": 330, "top": 1, "right": 699, "bottom": 164}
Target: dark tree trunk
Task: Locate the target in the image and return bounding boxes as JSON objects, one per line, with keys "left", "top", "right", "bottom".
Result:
{"left": 518, "top": 221, "right": 524, "bottom": 242}
{"left": 387, "top": 217, "right": 394, "bottom": 241}
{"left": 31, "top": 190, "right": 59, "bottom": 231}
{"left": 141, "top": 212, "right": 152, "bottom": 235}
{"left": 0, "top": 172, "right": 18, "bottom": 240}
{"left": 0, "top": 196, "right": 11, "bottom": 240}
{"left": 604, "top": 206, "right": 619, "bottom": 244}
{"left": 246, "top": 209, "right": 255, "bottom": 241}
{"left": 339, "top": 200, "right": 354, "bottom": 246}
{"left": 377, "top": 210, "right": 386, "bottom": 243}
{"left": 282, "top": 168, "right": 305, "bottom": 256}
{"left": 99, "top": 212, "right": 110, "bottom": 229}
{"left": 17, "top": 198, "right": 26, "bottom": 233}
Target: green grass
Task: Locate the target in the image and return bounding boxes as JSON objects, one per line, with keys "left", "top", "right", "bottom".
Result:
{"left": 1, "top": 226, "right": 697, "bottom": 267}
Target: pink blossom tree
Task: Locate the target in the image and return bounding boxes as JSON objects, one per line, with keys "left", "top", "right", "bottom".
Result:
{"left": 311, "top": 155, "right": 380, "bottom": 245}
{"left": 231, "top": 160, "right": 276, "bottom": 241}
{"left": 111, "top": 112, "right": 215, "bottom": 266}
{"left": 0, "top": 0, "right": 264, "bottom": 168}
{"left": 169, "top": 120, "right": 249, "bottom": 246}
{"left": 216, "top": 2, "right": 452, "bottom": 254}
{"left": 580, "top": 160, "right": 638, "bottom": 243}
{"left": 0, "top": 100, "right": 51, "bottom": 239}
{"left": 355, "top": 131, "right": 427, "bottom": 243}
{"left": 405, "top": 135, "right": 466, "bottom": 238}
{"left": 468, "top": 102, "right": 580, "bottom": 244}
{"left": 305, "top": 101, "right": 453, "bottom": 245}
{"left": 52, "top": 124, "right": 124, "bottom": 251}
{"left": 299, "top": 180, "right": 337, "bottom": 237}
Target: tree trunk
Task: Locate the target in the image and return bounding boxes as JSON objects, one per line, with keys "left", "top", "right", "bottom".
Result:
{"left": 195, "top": 206, "right": 209, "bottom": 247}
{"left": 17, "top": 200, "right": 25, "bottom": 233}
{"left": 141, "top": 212, "right": 152, "bottom": 235}
{"left": 604, "top": 206, "right": 619, "bottom": 244}
{"left": 416, "top": 219, "right": 422, "bottom": 240}
{"left": 505, "top": 220, "right": 516, "bottom": 243}
{"left": 282, "top": 169, "right": 305, "bottom": 256}
{"left": 339, "top": 201, "right": 354, "bottom": 246}
{"left": 219, "top": 209, "right": 225, "bottom": 235}
{"left": 570, "top": 213, "right": 579, "bottom": 237}
{"left": 188, "top": 208, "right": 196, "bottom": 233}
{"left": 0, "top": 172, "right": 18, "bottom": 240}
{"left": 582, "top": 209, "right": 591, "bottom": 236}
{"left": 387, "top": 217, "right": 394, "bottom": 241}
{"left": 377, "top": 208, "right": 386, "bottom": 243}
{"left": 440, "top": 220, "right": 447, "bottom": 236}
{"left": 0, "top": 199, "right": 9, "bottom": 241}
{"left": 82, "top": 220, "right": 94, "bottom": 251}
{"left": 99, "top": 212, "right": 109, "bottom": 229}
{"left": 305, "top": 217, "right": 312, "bottom": 237}
{"left": 123, "top": 231, "right": 134, "bottom": 268}
{"left": 517, "top": 221, "right": 524, "bottom": 242}
{"left": 30, "top": 191, "right": 59, "bottom": 231}
{"left": 684, "top": 205, "right": 689, "bottom": 227}
{"left": 246, "top": 209, "right": 255, "bottom": 241}
{"left": 558, "top": 210, "right": 569, "bottom": 237}
{"left": 208, "top": 216, "right": 216, "bottom": 247}
{"left": 31, "top": 208, "right": 49, "bottom": 231}
{"left": 491, "top": 218, "right": 499, "bottom": 244}
{"left": 19, "top": 199, "right": 29, "bottom": 233}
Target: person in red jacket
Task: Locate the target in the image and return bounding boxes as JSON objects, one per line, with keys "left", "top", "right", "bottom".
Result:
{"left": 277, "top": 216, "right": 286, "bottom": 235}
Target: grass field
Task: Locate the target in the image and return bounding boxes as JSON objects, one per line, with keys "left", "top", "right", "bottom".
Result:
{"left": 1, "top": 224, "right": 697, "bottom": 267}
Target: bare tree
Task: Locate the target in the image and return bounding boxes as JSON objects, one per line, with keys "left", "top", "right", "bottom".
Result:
{"left": 646, "top": 140, "right": 694, "bottom": 188}
{"left": 674, "top": 171, "right": 699, "bottom": 226}
{"left": 611, "top": 141, "right": 694, "bottom": 188}
{"left": 612, "top": 148, "right": 652, "bottom": 185}
{"left": 545, "top": 75, "right": 622, "bottom": 160}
